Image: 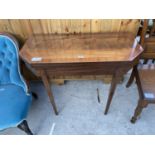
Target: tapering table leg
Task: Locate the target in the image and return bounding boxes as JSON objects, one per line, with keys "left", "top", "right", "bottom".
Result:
{"left": 126, "top": 66, "right": 136, "bottom": 88}
{"left": 126, "top": 71, "right": 134, "bottom": 88}
{"left": 40, "top": 70, "right": 58, "bottom": 115}
{"left": 104, "top": 73, "right": 120, "bottom": 115}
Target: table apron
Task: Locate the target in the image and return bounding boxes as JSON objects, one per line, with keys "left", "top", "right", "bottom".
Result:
{"left": 32, "top": 62, "right": 132, "bottom": 77}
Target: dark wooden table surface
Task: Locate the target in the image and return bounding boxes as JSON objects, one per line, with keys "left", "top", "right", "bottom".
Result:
{"left": 20, "top": 32, "right": 143, "bottom": 115}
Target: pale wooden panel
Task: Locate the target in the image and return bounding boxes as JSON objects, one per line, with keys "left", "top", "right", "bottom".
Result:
{"left": 50, "top": 19, "right": 62, "bottom": 34}
{"left": 91, "top": 19, "right": 102, "bottom": 32}
{"left": 70, "top": 19, "right": 82, "bottom": 33}
{"left": 100, "top": 20, "right": 113, "bottom": 32}
{"left": 40, "top": 19, "right": 52, "bottom": 34}
{"left": 111, "top": 19, "right": 122, "bottom": 32}
{"left": 19, "top": 20, "right": 33, "bottom": 38}
{"left": 29, "top": 19, "right": 43, "bottom": 34}
{"left": 80, "top": 19, "right": 91, "bottom": 33}
{"left": 119, "top": 19, "right": 140, "bottom": 35}
{"left": 9, "top": 20, "right": 23, "bottom": 36}
{"left": 0, "top": 19, "right": 13, "bottom": 33}
{"left": 91, "top": 20, "right": 113, "bottom": 32}
{"left": 0, "top": 19, "right": 140, "bottom": 40}
{"left": 59, "top": 19, "right": 71, "bottom": 34}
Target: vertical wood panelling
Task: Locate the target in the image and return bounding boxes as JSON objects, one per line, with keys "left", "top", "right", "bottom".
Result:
{"left": 111, "top": 19, "right": 122, "bottom": 32}
{"left": 40, "top": 19, "right": 51, "bottom": 34}
{"left": 119, "top": 19, "right": 140, "bottom": 34}
{"left": 60, "top": 19, "right": 71, "bottom": 34}
{"left": 50, "top": 19, "right": 62, "bottom": 34}
{"left": 29, "top": 19, "right": 43, "bottom": 34}
{"left": 80, "top": 19, "right": 91, "bottom": 33}
{"left": 19, "top": 20, "right": 33, "bottom": 37}
{"left": 100, "top": 20, "right": 112, "bottom": 32}
{"left": 0, "top": 20, "right": 13, "bottom": 33}
{"left": 9, "top": 20, "right": 25, "bottom": 38}
{"left": 0, "top": 19, "right": 140, "bottom": 42}
{"left": 70, "top": 19, "right": 82, "bottom": 33}
{"left": 91, "top": 19, "right": 101, "bottom": 33}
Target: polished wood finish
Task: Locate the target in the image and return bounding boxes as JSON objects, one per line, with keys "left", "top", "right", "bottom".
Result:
{"left": 142, "top": 37, "right": 155, "bottom": 59}
{"left": 126, "top": 64, "right": 155, "bottom": 123}
{"left": 20, "top": 32, "right": 141, "bottom": 64}
{"left": 139, "top": 65, "right": 155, "bottom": 97}
{"left": 20, "top": 32, "right": 143, "bottom": 115}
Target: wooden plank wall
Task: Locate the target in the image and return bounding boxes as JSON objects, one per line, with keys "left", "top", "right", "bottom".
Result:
{"left": 0, "top": 19, "right": 140, "bottom": 42}
{"left": 0, "top": 19, "right": 140, "bottom": 84}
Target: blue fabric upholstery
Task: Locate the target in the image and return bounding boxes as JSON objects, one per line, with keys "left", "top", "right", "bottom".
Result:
{"left": 0, "top": 34, "right": 32, "bottom": 131}
{"left": 0, "top": 84, "right": 31, "bottom": 130}
{"left": 0, "top": 35, "right": 27, "bottom": 91}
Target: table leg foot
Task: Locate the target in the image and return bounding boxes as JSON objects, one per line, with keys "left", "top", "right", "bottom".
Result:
{"left": 130, "top": 117, "right": 136, "bottom": 123}
{"left": 130, "top": 99, "right": 147, "bottom": 123}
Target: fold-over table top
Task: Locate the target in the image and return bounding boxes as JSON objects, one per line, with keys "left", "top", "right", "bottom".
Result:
{"left": 20, "top": 32, "right": 143, "bottom": 64}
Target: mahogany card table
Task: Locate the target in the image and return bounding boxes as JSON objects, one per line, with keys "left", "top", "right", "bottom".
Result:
{"left": 20, "top": 32, "right": 143, "bottom": 115}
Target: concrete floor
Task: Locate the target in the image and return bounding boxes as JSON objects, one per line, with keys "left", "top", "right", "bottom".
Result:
{"left": 1, "top": 73, "right": 155, "bottom": 135}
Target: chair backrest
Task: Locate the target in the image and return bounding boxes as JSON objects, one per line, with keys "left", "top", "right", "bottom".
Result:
{"left": 0, "top": 33, "right": 28, "bottom": 92}
{"left": 140, "top": 19, "right": 155, "bottom": 46}
{"left": 139, "top": 19, "right": 148, "bottom": 47}
{"left": 149, "top": 20, "right": 155, "bottom": 36}
{"left": 139, "top": 19, "right": 155, "bottom": 61}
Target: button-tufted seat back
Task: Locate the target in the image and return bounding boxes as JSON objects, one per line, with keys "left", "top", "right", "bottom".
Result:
{"left": 0, "top": 34, "right": 27, "bottom": 92}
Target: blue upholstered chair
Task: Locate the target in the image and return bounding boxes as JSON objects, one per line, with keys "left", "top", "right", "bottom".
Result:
{"left": 0, "top": 33, "right": 34, "bottom": 135}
